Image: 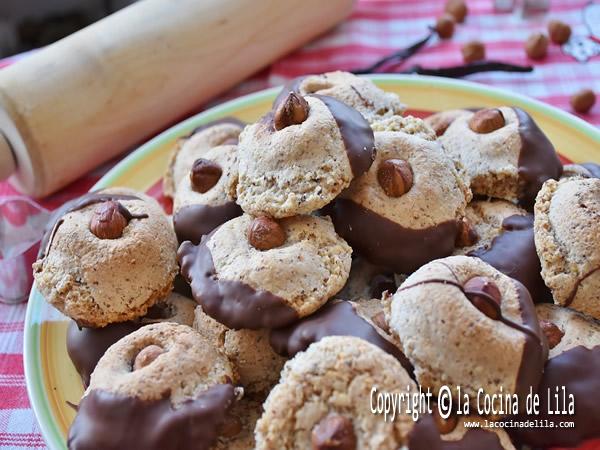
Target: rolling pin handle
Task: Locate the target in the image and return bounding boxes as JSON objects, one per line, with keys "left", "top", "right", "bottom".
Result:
{"left": 0, "top": 133, "right": 16, "bottom": 181}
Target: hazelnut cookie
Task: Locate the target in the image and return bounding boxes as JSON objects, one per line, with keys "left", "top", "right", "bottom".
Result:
{"left": 67, "top": 291, "right": 196, "bottom": 387}
{"left": 440, "top": 107, "right": 562, "bottom": 209}
{"left": 237, "top": 93, "right": 375, "bottom": 218}
{"left": 172, "top": 143, "right": 242, "bottom": 244}
{"left": 332, "top": 116, "right": 471, "bottom": 273}
{"left": 386, "top": 255, "right": 548, "bottom": 411}
{"left": 178, "top": 214, "right": 352, "bottom": 329}
{"left": 255, "top": 336, "right": 416, "bottom": 450}
{"left": 67, "top": 323, "right": 239, "bottom": 450}
{"left": 33, "top": 188, "right": 178, "bottom": 328}
{"left": 274, "top": 71, "right": 405, "bottom": 123}
{"left": 511, "top": 305, "right": 600, "bottom": 447}
{"left": 534, "top": 178, "right": 600, "bottom": 319}
{"left": 193, "top": 305, "right": 287, "bottom": 397}
{"left": 163, "top": 118, "right": 244, "bottom": 197}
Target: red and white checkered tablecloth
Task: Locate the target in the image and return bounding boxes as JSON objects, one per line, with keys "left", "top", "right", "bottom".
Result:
{"left": 0, "top": 0, "right": 599, "bottom": 448}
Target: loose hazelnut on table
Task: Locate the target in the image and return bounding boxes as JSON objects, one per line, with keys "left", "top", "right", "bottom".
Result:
{"left": 547, "top": 20, "right": 571, "bottom": 45}
{"left": 445, "top": 0, "right": 468, "bottom": 23}
{"left": 190, "top": 158, "right": 222, "bottom": 193}
{"left": 377, "top": 159, "right": 413, "bottom": 198}
{"left": 570, "top": 89, "right": 596, "bottom": 114}
{"left": 273, "top": 92, "right": 310, "bottom": 130}
{"left": 525, "top": 32, "right": 549, "bottom": 60}
{"left": 539, "top": 320, "right": 564, "bottom": 349}
{"left": 89, "top": 201, "right": 128, "bottom": 239}
{"left": 247, "top": 216, "right": 286, "bottom": 251}
{"left": 463, "top": 276, "right": 502, "bottom": 320}
{"left": 311, "top": 414, "right": 356, "bottom": 450}
{"left": 435, "top": 14, "right": 455, "bottom": 39}
{"left": 468, "top": 108, "right": 505, "bottom": 134}
{"left": 461, "top": 40, "right": 485, "bottom": 63}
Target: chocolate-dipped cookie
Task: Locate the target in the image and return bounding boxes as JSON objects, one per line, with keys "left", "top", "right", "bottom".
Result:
{"left": 67, "top": 292, "right": 196, "bottom": 387}
{"left": 440, "top": 107, "right": 562, "bottom": 209}
{"left": 455, "top": 199, "right": 552, "bottom": 303}
{"left": 67, "top": 323, "right": 240, "bottom": 450}
{"left": 163, "top": 118, "right": 244, "bottom": 197}
{"left": 386, "top": 255, "right": 548, "bottom": 411}
{"left": 193, "top": 305, "right": 286, "bottom": 397}
{"left": 269, "top": 299, "right": 413, "bottom": 375}
{"left": 237, "top": 93, "right": 375, "bottom": 218}
{"left": 172, "top": 143, "right": 242, "bottom": 244}
{"left": 274, "top": 71, "right": 405, "bottom": 123}
{"left": 255, "top": 336, "right": 416, "bottom": 450}
{"left": 178, "top": 214, "right": 352, "bottom": 329}
{"left": 33, "top": 188, "right": 178, "bottom": 328}
{"left": 511, "top": 304, "right": 600, "bottom": 447}
{"left": 337, "top": 256, "right": 397, "bottom": 301}
{"left": 332, "top": 115, "right": 471, "bottom": 274}
{"left": 534, "top": 177, "right": 600, "bottom": 319}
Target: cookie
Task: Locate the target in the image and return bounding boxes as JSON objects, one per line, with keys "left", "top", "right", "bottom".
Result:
{"left": 67, "top": 323, "right": 239, "bottom": 450}
{"left": 67, "top": 291, "right": 196, "bottom": 387}
{"left": 561, "top": 162, "right": 600, "bottom": 179}
{"left": 255, "top": 336, "right": 416, "bottom": 450}
{"left": 457, "top": 199, "right": 552, "bottom": 303}
{"left": 332, "top": 116, "right": 471, "bottom": 273}
{"left": 275, "top": 71, "right": 405, "bottom": 123}
{"left": 337, "top": 256, "right": 397, "bottom": 301}
{"left": 193, "top": 305, "right": 287, "bottom": 396}
{"left": 33, "top": 188, "right": 178, "bottom": 328}
{"left": 511, "top": 305, "right": 600, "bottom": 447}
{"left": 163, "top": 118, "right": 244, "bottom": 197}
{"left": 179, "top": 214, "right": 352, "bottom": 329}
{"left": 408, "top": 414, "right": 515, "bottom": 449}
{"left": 269, "top": 299, "right": 413, "bottom": 374}
{"left": 236, "top": 93, "right": 375, "bottom": 218}
{"left": 386, "top": 255, "right": 548, "bottom": 410}
{"left": 534, "top": 178, "right": 600, "bottom": 318}
{"left": 423, "top": 109, "right": 470, "bottom": 137}
{"left": 440, "top": 107, "right": 562, "bottom": 209}
{"left": 172, "top": 143, "right": 242, "bottom": 244}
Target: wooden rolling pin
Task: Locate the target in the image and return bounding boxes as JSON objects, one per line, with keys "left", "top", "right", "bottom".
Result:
{"left": 0, "top": 0, "right": 353, "bottom": 197}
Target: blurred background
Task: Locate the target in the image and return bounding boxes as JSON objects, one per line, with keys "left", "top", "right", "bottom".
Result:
{"left": 0, "top": 0, "right": 136, "bottom": 57}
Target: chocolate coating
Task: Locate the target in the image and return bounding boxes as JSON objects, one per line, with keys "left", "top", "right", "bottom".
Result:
{"left": 67, "top": 385, "right": 235, "bottom": 450}
{"left": 511, "top": 345, "right": 600, "bottom": 447}
{"left": 514, "top": 107, "right": 562, "bottom": 210}
{"left": 67, "top": 320, "right": 143, "bottom": 387}
{"left": 173, "top": 202, "right": 243, "bottom": 244}
{"left": 408, "top": 414, "right": 504, "bottom": 450}
{"left": 333, "top": 199, "right": 459, "bottom": 274}
{"left": 311, "top": 94, "right": 375, "bottom": 177}
{"left": 177, "top": 235, "right": 298, "bottom": 330}
{"left": 470, "top": 214, "right": 552, "bottom": 303}
{"left": 269, "top": 301, "right": 413, "bottom": 376}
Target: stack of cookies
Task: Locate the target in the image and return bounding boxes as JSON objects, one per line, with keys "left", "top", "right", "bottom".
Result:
{"left": 33, "top": 71, "right": 600, "bottom": 450}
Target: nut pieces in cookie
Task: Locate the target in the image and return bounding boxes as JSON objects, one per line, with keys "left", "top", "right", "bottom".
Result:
{"left": 311, "top": 414, "right": 357, "bottom": 450}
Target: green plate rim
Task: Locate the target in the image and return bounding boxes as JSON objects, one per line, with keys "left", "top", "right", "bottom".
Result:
{"left": 24, "top": 74, "right": 600, "bottom": 450}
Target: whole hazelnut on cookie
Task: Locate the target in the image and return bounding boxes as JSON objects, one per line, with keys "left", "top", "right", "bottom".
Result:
{"left": 468, "top": 108, "right": 505, "bottom": 134}
{"left": 311, "top": 414, "right": 356, "bottom": 450}
{"left": 273, "top": 92, "right": 310, "bottom": 130}
{"left": 445, "top": 0, "right": 467, "bottom": 23}
{"left": 435, "top": 14, "right": 455, "bottom": 39}
{"left": 461, "top": 40, "right": 485, "bottom": 63}
{"left": 570, "top": 89, "right": 596, "bottom": 114}
{"left": 525, "top": 32, "right": 549, "bottom": 60}
{"left": 89, "top": 201, "right": 129, "bottom": 239}
{"left": 548, "top": 20, "right": 571, "bottom": 45}
{"left": 377, "top": 159, "right": 413, "bottom": 197}
{"left": 189, "top": 158, "right": 222, "bottom": 193}
{"left": 247, "top": 216, "right": 286, "bottom": 250}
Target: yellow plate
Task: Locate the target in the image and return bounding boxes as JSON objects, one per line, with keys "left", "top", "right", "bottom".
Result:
{"left": 24, "top": 75, "right": 600, "bottom": 449}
